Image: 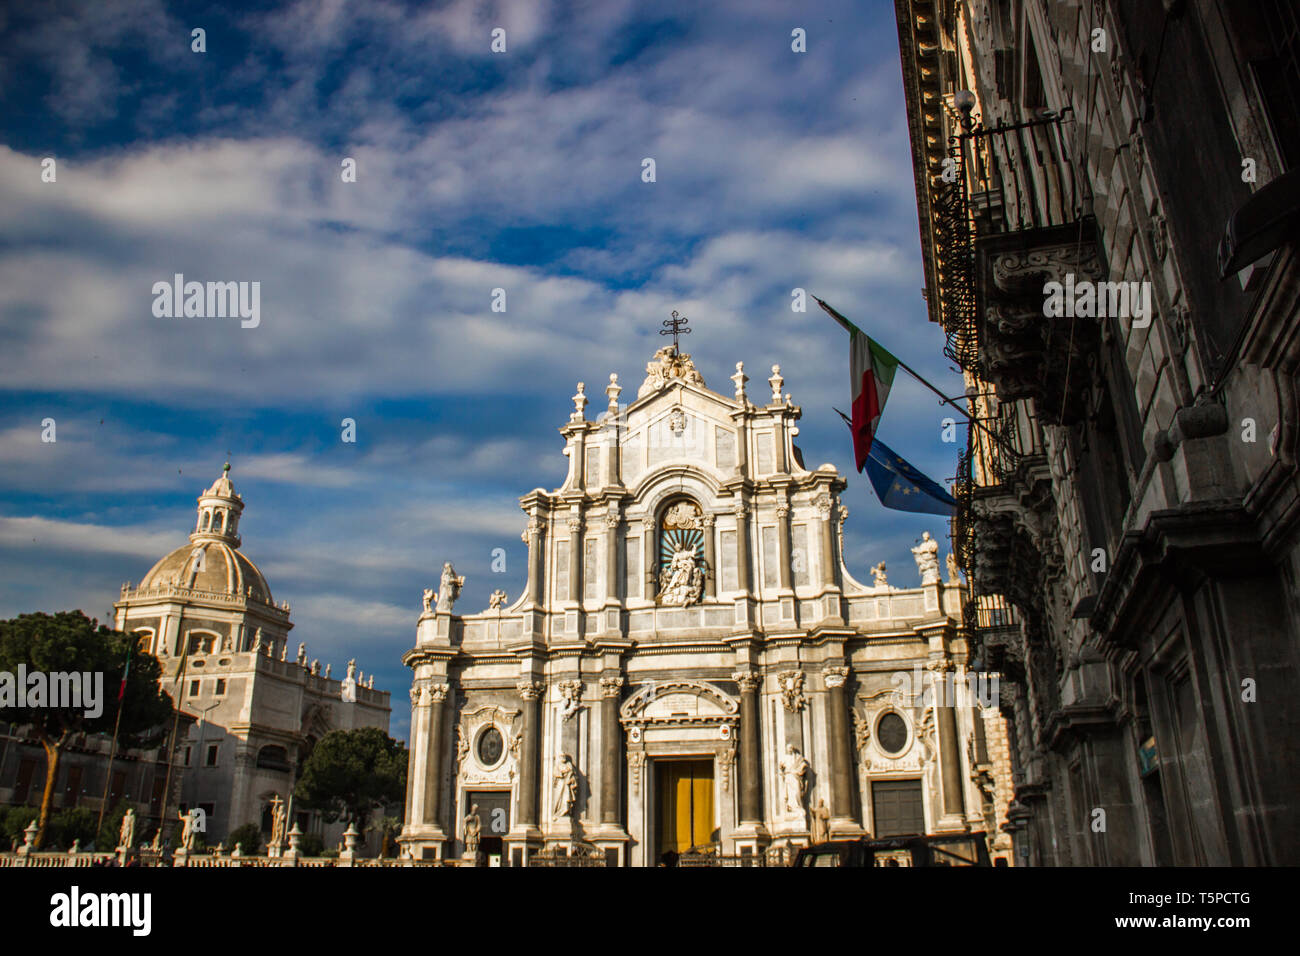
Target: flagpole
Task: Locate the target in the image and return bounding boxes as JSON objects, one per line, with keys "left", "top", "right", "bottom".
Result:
{"left": 816, "top": 296, "right": 1007, "bottom": 449}
{"left": 95, "top": 690, "right": 126, "bottom": 840}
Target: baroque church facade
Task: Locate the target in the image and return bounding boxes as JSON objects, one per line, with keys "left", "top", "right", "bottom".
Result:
{"left": 401, "top": 344, "right": 1014, "bottom": 865}
{"left": 112, "top": 466, "right": 391, "bottom": 845}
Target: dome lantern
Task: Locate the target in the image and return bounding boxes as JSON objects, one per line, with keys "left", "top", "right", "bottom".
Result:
{"left": 191, "top": 461, "right": 245, "bottom": 546}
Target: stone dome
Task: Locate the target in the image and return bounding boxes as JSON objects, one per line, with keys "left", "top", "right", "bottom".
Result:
{"left": 138, "top": 538, "right": 274, "bottom": 604}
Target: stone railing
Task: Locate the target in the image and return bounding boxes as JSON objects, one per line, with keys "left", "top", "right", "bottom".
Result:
{"left": 0, "top": 851, "right": 439, "bottom": 868}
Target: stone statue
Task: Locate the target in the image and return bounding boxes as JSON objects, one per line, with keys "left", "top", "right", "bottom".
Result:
{"left": 367, "top": 675, "right": 374, "bottom": 689}
{"left": 422, "top": 588, "right": 434, "bottom": 613}
{"left": 852, "top": 712, "right": 871, "bottom": 754}
{"left": 557, "top": 680, "right": 583, "bottom": 721}
{"left": 269, "top": 795, "right": 286, "bottom": 849}
{"left": 118, "top": 808, "right": 136, "bottom": 849}
{"left": 178, "top": 809, "right": 198, "bottom": 851}
{"left": 436, "top": 562, "right": 465, "bottom": 612}
{"left": 489, "top": 589, "right": 508, "bottom": 610}
{"left": 638, "top": 344, "right": 706, "bottom": 398}
{"left": 150, "top": 829, "right": 162, "bottom": 852}
{"left": 553, "top": 753, "right": 578, "bottom": 818}
{"left": 911, "top": 531, "right": 941, "bottom": 585}
{"left": 310, "top": 659, "right": 319, "bottom": 676}
{"left": 324, "top": 663, "right": 331, "bottom": 679}
{"left": 297, "top": 642, "right": 307, "bottom": 666}
{"left": 871, "top": 561, "right": 888, "bottom": 587}
{"left": 279, "top": 643, "right": 287, "bottom": 662}
{"left": 946, "top": 552, "right": 960, "bottom": 584}
{"left": 464, "top": 804, "right": 482, "bottom": 859}
{"left": 346, "top": 659, "right": 357, "bottom": 681}
{"left": 252, "top": 627, "right": 263, "bottom": 653}
{"left": 778, "top": 745, "right": 809, "bottom": 815}
{"left": 658, "top": 547, "right": 703, "bottom": 606}
{"left": 810, "top": 798, "right": 831, "bottom": 845}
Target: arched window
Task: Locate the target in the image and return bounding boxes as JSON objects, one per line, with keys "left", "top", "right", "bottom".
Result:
{"left": 134, "top": 629, "right": 154, "bottom": 655}
{"left": 657, "top": 498, "right": 706, "bottom": 606}
{"left": 187, "top": 631, "right": 218, "bottom": 655}
{"left": 201, "top": 511, "right": 211, "bottom": 531}
{"left": 214, "top": 511, "right": 225, "bottom": 533}
{"left": 256, "top": 746, "right": 291, "bottom": 772}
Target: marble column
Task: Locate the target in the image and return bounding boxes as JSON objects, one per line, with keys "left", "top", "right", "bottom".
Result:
{"left": 733, "top": 503, "right": 751, "bottom": 594}
{"left": 701, "top": 514, "right": 716, "bottom": 598}
{"left": 641, "top": 518, "right": 657, "bottom": 601}
{"left": 567, "top": 516, "right": 584, "bottom": 606}
{"left": 526, "top": 517, "right": 544, "bottom": 606}
{"left": 734, "top": 671, "right": 762, "bottom": 823}
{"left": 824, "top": 666, "right": 854, "bottom": 819}
{"left": 600, "top": 676, "right": 624, "bottom": 823}
{"left": 516, "top": 679, "right": 544, "bottom": 827}
{"left": 816, "top": 496, "right": 836, "bottom": 587}
{"left": 422, "top": 683, "right": 450, "bottom": 827}
{"left": 931, "top": 665, "right": 965, "bottom": 818}
{"left": 776, "top": 496, "right": 792, "bottom": 590}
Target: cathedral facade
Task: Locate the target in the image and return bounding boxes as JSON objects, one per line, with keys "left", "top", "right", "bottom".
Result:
{"left": 400, "top": 345, "right": 1013, "bottom": 865}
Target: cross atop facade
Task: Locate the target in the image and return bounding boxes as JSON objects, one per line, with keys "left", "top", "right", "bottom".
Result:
{"left": 660, "top": 310, "right": 691, "bottom": 350}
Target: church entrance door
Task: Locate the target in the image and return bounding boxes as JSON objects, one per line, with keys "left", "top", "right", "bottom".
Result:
{"left": 654, "top": 759, "right": 715, "bottom": 858}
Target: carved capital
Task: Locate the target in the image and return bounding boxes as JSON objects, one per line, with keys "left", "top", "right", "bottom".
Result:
{"left": 824, "top": 665, "right": 850, "bottom": 689}
{"left": 700, "top": 513, "right": 715, "bottom": 529}
{"left": 516, "top": 679, "right": 545, "bottom": 701}
{"left": 599, "top": 675, "right": 625, "bottom": 698}
{"left": 604, "top": 512, "right": 620, "bottom": 529}
{"left": 814, "top": 493, "right": 832, "bottom": 518}
{"left": 732, "top": 671, "right": 761, "bottom": 693}
{"left": 427, "top": 683, "right": 450, "bottom": 704}
{"left": 566, "top": 517, "right": 584, "bottom": 534}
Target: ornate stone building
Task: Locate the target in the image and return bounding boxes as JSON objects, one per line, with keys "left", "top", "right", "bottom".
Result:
{"left": 400, "top": 344, "right": 1015, "bottom": 865}
{"left": 112, "top": 466, "right": 391, "bottom": 845}
{"left": 895, "top": 0, "right": 1300, "bottom": 864}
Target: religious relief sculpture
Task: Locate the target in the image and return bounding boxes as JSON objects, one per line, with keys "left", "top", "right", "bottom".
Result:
{"left": 658, "top": 500, "right": 707, "bottom": 607}
{"left": 436, "top": 562, "right": 465, "bottom": 612}
{"left": 946, "top": 552, "right": 961, "bottom": 584}
{"left": 269, "top": 796, "right": 287, "bottom": 850}
{"left": 658, "top": 547, "right": 704, "bottom": 606}
{"left": 777, "top": 670, "right": 806, "bottom": 713}
{"left": 852, "top": 711, "right": 871, "bottom": 755}
{"left": 557, "top": 680, "right": 584, "bottom": 721}
{"left": 871, "top": 561, "right": 888, "bottom": 588}
{"left": 779, "top": 745, "right": 809, "bottom": 817}
{"left": 668, "top": 405, "right": 686, "bottom": 435}
{"left": 810, "top": 798, "right": 831, "bottom": 845}
{"left": 553, "top": 753, "right": 578, "bottom": 818}
{"left": 911, "top": 531, "right": 941, "bottom": 585}
{"left": 489, "top": 589, "right": 508, "bottom": 610}
{"left": 638, "top": 343, "right": 706, "bottom": 397}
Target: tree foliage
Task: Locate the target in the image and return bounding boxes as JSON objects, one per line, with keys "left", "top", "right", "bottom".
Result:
{"left": 0, "top": 611, "right": 174, "bottom": 847}
{"left": 227, "top": 822, "right": 263, "bottom": 855}
{"left": 294, "top": 727, "right": 407, "bottom": 835}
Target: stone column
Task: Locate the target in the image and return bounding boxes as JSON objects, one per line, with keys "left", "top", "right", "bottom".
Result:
{"left": 776, "top": 496, "right": 792, "bottom": 590}
{"left": 824, "top": 666, "right": 854, "bottom": 820}
{"left": 816, "top": 495, "right": 836, "bottom": 587}
{"left": 733, "top": 503, "right": 751, "bottom": 594}
{"left": 931, "top": 664, "right": 965, "bottom": 819}
{"left": 600, "top": 676, "right": 624, "bottom": 823}
{"left": 641, "top": 517, "right": 657, "bottom": 601}
{"left": 734, "top": 671, "right": 762, "bottom": 823}
{"left": 516, "top": 679, "right": 545, "bottom": 828}
{"left": 526, "top": 517, "right": 544, "bottom": 606}
{"left": 567, "top": 516, "right": 584, "bottom": 606}
{"left": 604, "top": 513, "right": 620, "bottom": 605}
{"left": 404, "top": 686, "right": 422, "bottom": 823}
{"left": 701, "top": 514, "right": 716, "bottom": 598}
{"left": 422, "top": 683, "right": 450, "bottom": 827}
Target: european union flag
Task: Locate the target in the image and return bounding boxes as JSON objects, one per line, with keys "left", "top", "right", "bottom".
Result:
{"left": 864, "top": 437, "right": 957, "bottom": 516}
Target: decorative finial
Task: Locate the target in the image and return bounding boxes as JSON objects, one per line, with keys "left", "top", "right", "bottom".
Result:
{"left": 605, "top": 373, "right": 622, "bottom": 416}
{"left": 223, "top": 462, "right": 231, "bottom": 475}
{"left": 660, "top": 310, "right": 691, "bottom": 350}
{"left": 571, "top": 382, "right": 588, "bottom": 422}
{"left": 731, "top": 361, "right": 748, "bottom": 402}
{"left": 768, "top": 365, "right": 784, "bottom": 404}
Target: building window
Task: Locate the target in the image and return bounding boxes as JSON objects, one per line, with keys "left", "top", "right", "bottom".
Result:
{"left": 189, "top": 680, "right": 201, "bottom": 697}
{"left": 256, "top": 745, "right": 291, "bottom": 772}
{"left": 184, "top": 746, "right": 193, "bottom": 767}
{"left": 205, "top": 744, "right": 219, "bottom": 767}
{"left": 876, "top": 712, "right": 909, "bottom": 755}
{"left": 477, "top": 726, "right": 505, "bottom": 767}
{"left": 215, "top": 679, "right": 227, "bottom": 696}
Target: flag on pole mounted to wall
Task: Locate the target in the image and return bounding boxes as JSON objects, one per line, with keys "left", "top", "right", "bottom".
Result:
{"left": 815, "top": 297, "right": 899, "bottom": 471}
{"left": 832, "top": 410, "right": 957, "bottom": 516}
{"left": 118, "top": 639, "right": 133, "bottom": 701}
{"left": 864, "top": 437, "right": 957, "bottom": 517}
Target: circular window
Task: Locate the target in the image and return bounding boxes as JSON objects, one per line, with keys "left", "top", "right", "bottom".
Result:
{"left": 876, "top": 713, "right": 908, "bottom": 754}
{"left": 477, "top": 726, "right": 504, "bottom": 766}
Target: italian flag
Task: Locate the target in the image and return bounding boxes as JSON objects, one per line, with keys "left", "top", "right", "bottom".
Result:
{"left": 816, "top": 297, "right": 899, "bottom": 472}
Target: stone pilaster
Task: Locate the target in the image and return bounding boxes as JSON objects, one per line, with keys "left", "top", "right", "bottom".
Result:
{"left": 734, "top": 671, "right": 763, "bottom": 825}
{"left": 823, "top": 666, "right": 860, "bottom": 834}
{"left": 701, "top": 513, "right": 716, "bottom": 598}
{"left": 423, "top": 683, "right": 450, "bottom": 827}
{"left": 600, "top": 676, "right": 624, "bottom": 823}
{"left": 515, "top": 679, "right": 545, "bottom": 830}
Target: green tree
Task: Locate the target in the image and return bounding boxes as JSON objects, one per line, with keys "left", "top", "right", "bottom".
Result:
{"left": 97, "top": 800, "right": 132, "bottom": 851}
{"left": 1, "top": 806, "right": 39, "bottom": 849}
{"left": 49, "top": 806, "right": 97, "bottom": 849}
{"left": 227, "top": 822, "right": 262, "bottom": 855}
{"left": 294, "top": 727, "right": 407, "bottom": 838}
{"left": 0, "top": 611, "right": 174, "bottom": 848}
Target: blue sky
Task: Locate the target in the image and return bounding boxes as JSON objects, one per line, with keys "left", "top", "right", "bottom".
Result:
{"left": 0, "top": 0, "right": 965, "bottom": 744}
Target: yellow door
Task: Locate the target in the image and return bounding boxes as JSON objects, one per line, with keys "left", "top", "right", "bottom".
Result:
{"left": 656, "top": 760, "right": 715, "bottom": 856}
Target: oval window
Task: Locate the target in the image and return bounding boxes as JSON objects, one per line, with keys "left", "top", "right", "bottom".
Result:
{"left": 477, "top": 726, "right": 504, "bottom": 766}
{"left": 877, "top": 713, "right": 908, "bottom": 754}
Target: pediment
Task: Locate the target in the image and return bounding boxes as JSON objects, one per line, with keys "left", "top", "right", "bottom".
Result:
{"left": 619, "top": 678, "right": 738, "bottom": 724}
